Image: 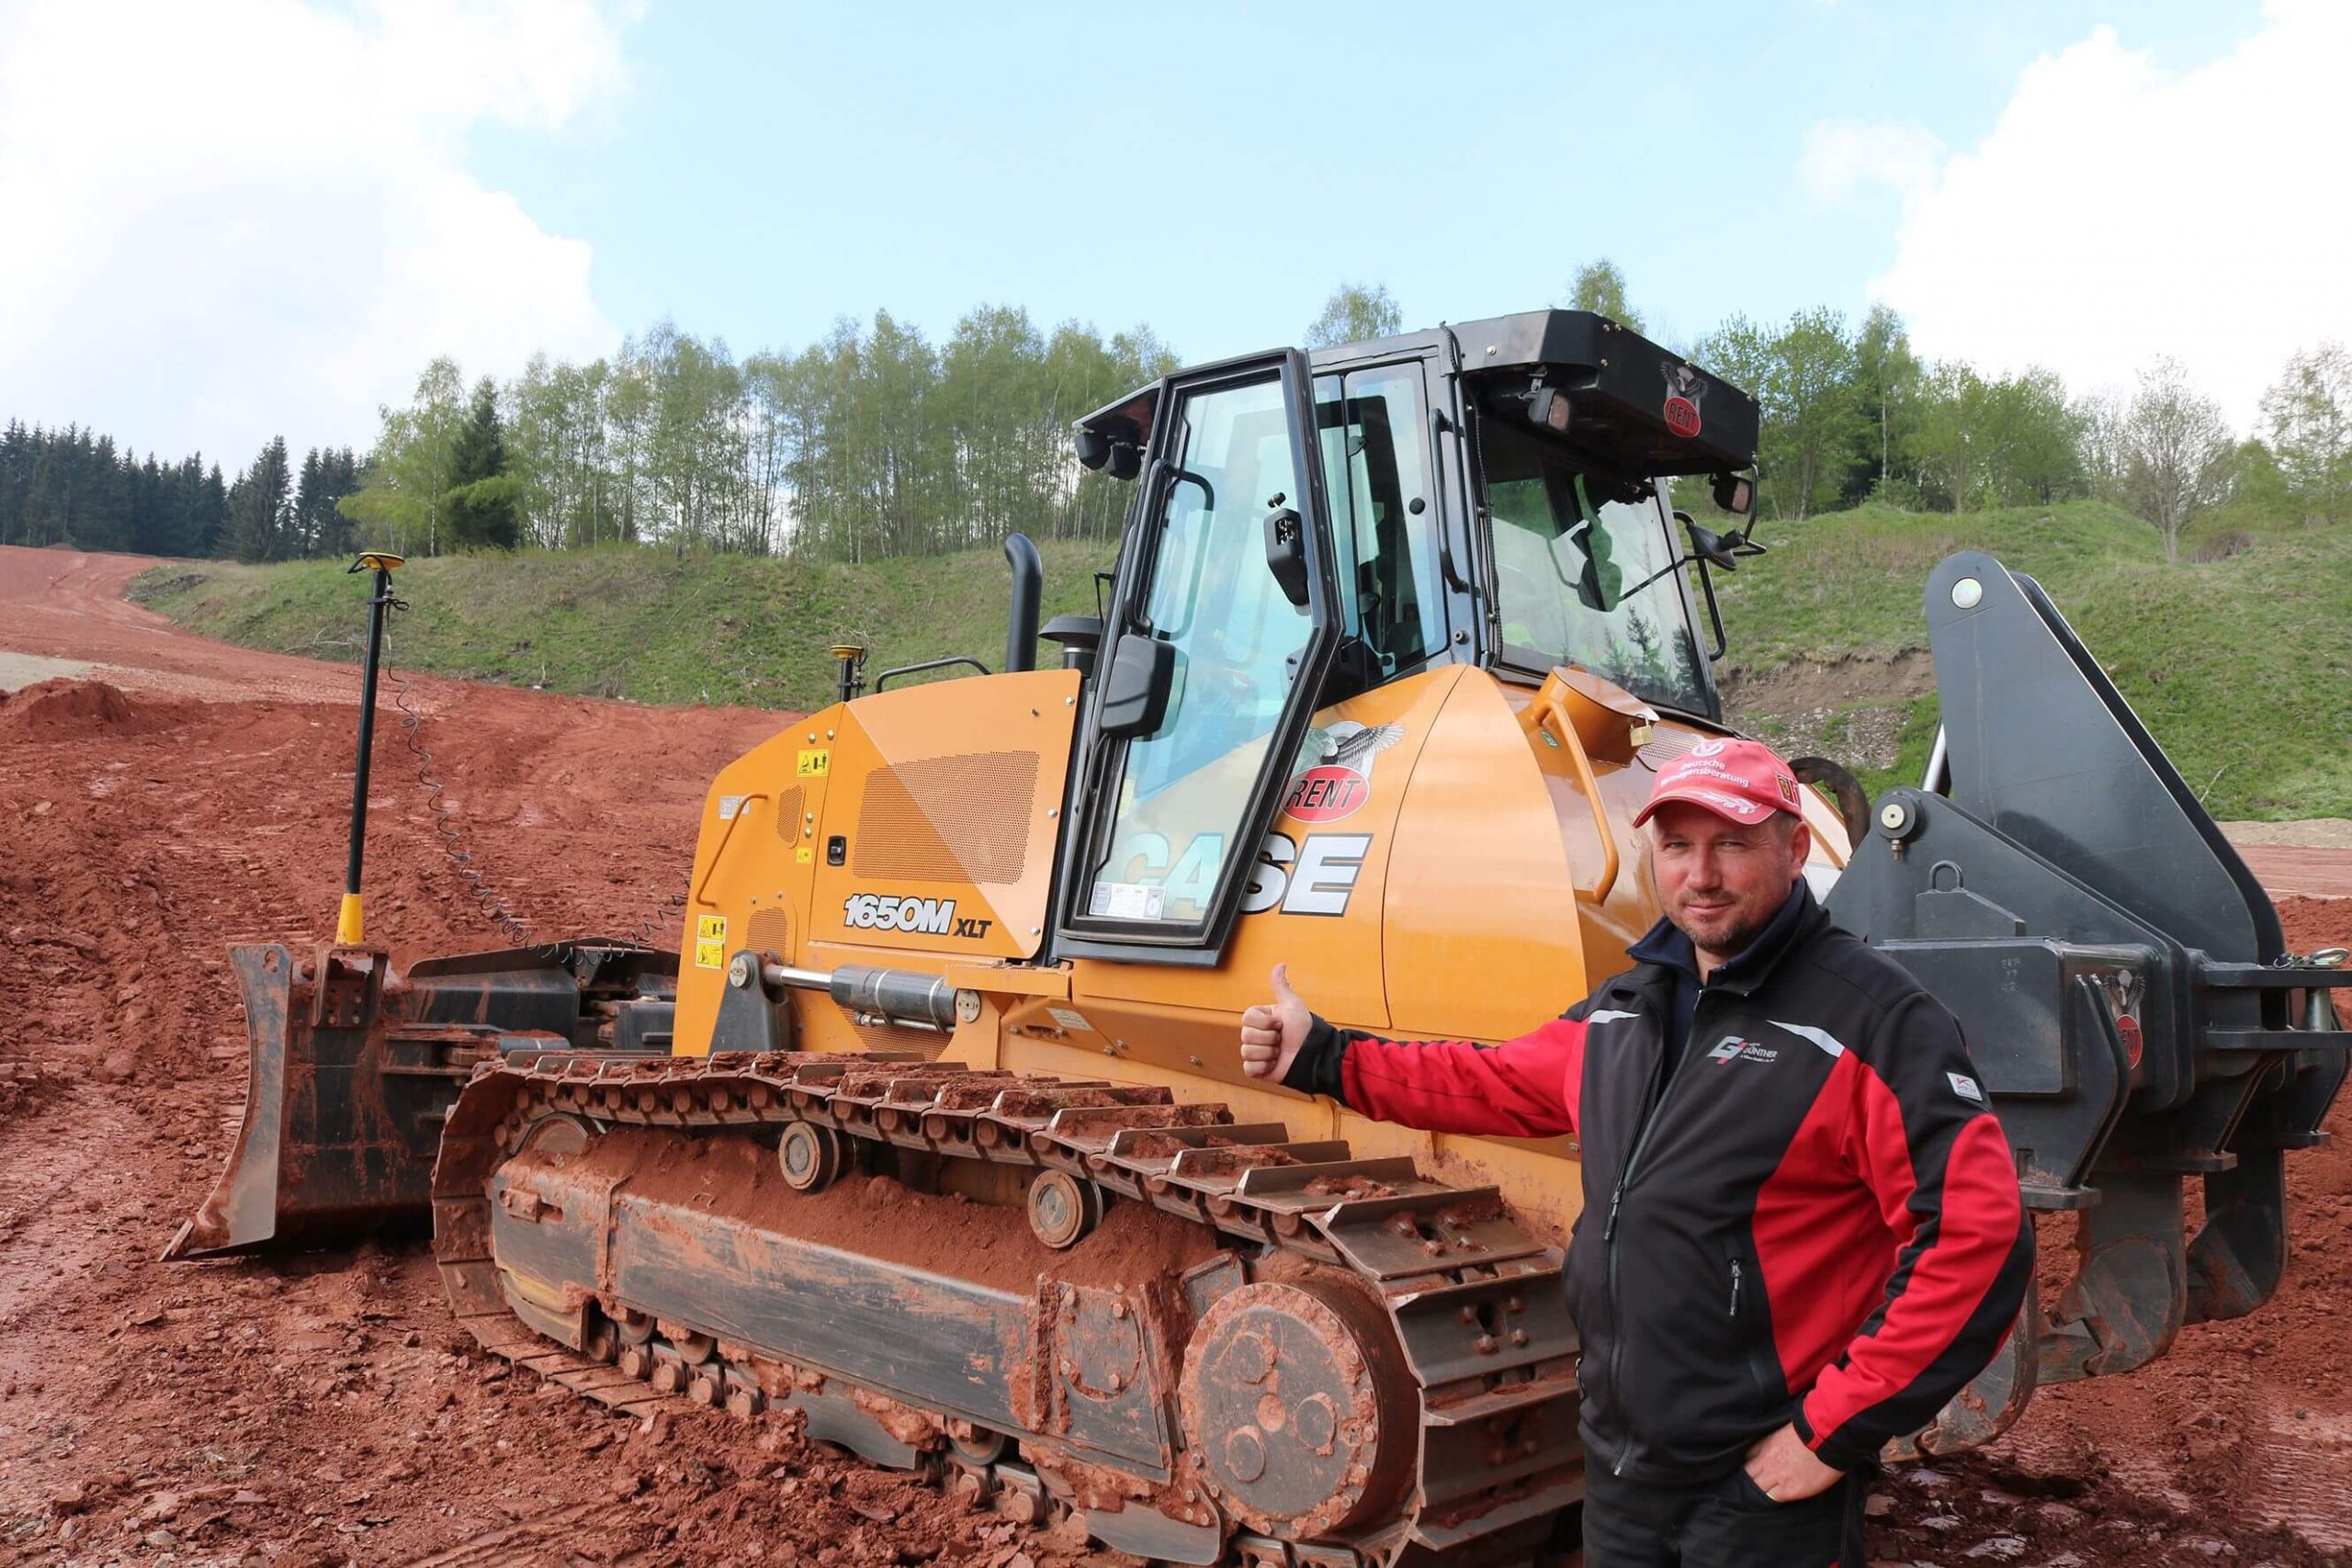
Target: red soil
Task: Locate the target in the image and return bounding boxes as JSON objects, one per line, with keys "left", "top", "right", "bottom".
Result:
{"left": 1, "top": 545, "right": 2347, "bottom": 1565}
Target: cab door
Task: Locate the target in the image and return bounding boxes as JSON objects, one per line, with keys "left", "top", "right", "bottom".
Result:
{"left": 1055, "top": 350, "right": 1340, "bottom": 963}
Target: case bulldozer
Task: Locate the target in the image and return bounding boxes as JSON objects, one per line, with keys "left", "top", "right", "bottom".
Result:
{"left": 170, "top": 311, "right": 2351, "bottom": 1565}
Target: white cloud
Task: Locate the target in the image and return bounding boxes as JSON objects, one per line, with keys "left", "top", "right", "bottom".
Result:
{"left": 0, "top": 0, "right": 628, "bottom": 467}
{"left": 1870, "top": 1, "right": 2352, "bottom": 432}
{"left": 1801, "top": 119, "right": 1944, "bottom": 207}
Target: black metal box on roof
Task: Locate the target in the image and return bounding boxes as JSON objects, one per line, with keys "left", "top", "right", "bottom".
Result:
{"left": 1453, "top": 310, "right": 1761, "bottom": 479}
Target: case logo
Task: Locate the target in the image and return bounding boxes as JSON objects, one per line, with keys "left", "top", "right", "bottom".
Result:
{"left": 1241, "top": 831, "right": 1372, "bottom": 918}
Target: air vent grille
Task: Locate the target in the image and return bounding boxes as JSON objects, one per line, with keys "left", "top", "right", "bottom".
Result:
{"left": 772, "top": 785, "right": 807, "bottom": 845}
{"left": 745, "top": 908, "right": 790, "bottom": 961}
{"left": 854, "top": 751, "right": 1039, "bottom": 885}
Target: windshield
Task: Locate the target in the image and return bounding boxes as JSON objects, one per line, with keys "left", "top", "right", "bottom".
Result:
{"left": 1480, "top": 417, "right": 1712, "bottom": 714}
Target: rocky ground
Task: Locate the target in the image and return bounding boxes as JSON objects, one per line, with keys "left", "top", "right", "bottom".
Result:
{"left": 1, "top": 545, "right": 2346, "bottom": 1566}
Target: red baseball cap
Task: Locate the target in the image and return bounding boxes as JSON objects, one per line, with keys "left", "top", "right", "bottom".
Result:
{"left": 1634, "top": 738, "right": 1804, "bottom": 829}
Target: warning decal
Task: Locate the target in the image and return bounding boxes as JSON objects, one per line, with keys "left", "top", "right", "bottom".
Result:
{"left": 694, "top": 914, "right": 728, "bottom": 970}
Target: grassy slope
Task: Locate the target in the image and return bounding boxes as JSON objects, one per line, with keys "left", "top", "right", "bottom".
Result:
{"left": 133, "top": 541, "right": 1121, "bottom": 715}
{"left": 1713, "top": 501, "right": 2352, "bottom": 819}
{"left": 130, "top": 502, "right": 2349, "bottom": 819}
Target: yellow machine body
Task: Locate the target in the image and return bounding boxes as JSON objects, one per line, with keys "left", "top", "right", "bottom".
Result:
{"left": 671, "top": 659, "right": 1851, "bottom": 1238}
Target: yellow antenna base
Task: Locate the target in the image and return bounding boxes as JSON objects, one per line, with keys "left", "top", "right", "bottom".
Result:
{"left": 336, "top": 892, "right": 366, "bottom": 945}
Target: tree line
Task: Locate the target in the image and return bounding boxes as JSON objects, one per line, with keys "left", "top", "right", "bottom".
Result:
{"left": 341, "top": 310, "right": 1178, "bottom": 564}
{"left": 6, "top": 280, "right": 2345, "bottom": 568}
{"left": 0, "top": 420, "right": 363, "bottom": 563}
{"left": 1550, "top": 262, "right": 2349, "bottom": 561}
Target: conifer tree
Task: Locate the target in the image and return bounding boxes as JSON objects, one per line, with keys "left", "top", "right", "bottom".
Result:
{"left": 227, "top": 436, "right": 293, "bottom": 562}
{"left": 444, "top": 378, "right": 520, "bottom": 549}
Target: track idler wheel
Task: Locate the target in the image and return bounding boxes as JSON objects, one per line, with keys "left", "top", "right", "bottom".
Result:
{"left": 778, "top": 1121, "right": 846, "bottom": 1192}
{"left": 1178, "top": 1276, "right": 1416, "bottom": 1541}
{"left": 1026, "top": 1168, "right": 1102, "bottom": 1249}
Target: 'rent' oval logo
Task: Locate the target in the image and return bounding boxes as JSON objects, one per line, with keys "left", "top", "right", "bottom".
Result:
{"left": 1283, "top": 764, "right": 1369, "bottom": 823}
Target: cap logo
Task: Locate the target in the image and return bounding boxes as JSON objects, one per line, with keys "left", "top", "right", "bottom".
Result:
{"left": 1690, "top": 739, "right": 1725, "bottom": 757}
{"left": 1778, "top": 775, "right": 1799, "bottom": 807}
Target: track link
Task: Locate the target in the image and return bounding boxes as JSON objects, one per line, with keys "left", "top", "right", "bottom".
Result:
{"left": 433, "top": 1049, "right": 1582, "bottom": 1565}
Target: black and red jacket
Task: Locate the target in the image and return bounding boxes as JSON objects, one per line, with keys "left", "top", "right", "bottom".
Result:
{"left": 1283, "top": 882, "right": 2031, "bottom": 1482}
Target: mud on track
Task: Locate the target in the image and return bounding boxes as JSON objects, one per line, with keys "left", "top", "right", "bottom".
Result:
{"left": 0, "top": 546, "right": 2347, "bottom": 1565}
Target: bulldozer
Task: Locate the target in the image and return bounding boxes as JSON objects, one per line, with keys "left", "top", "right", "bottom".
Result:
{"left": 168, "top": 310, "right": 2351, "bottom": 1565}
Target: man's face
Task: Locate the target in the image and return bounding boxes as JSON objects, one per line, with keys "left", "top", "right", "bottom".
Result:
{"left": 1648, "top": 801, "right": 1811, "bottom": 964}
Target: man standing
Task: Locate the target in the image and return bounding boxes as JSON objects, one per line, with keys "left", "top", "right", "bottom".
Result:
{"left": 1240, "top": 739, "right": 2030, "bottom": 1566}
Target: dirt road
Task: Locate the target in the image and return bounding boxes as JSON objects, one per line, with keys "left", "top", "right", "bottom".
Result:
{"left": 1, "top": 544, "right": 2346, "bottom": 1565}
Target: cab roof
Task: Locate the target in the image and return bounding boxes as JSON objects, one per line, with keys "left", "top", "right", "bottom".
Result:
{"left": 1075, "top": 310, "right": 1758, "bottom": 479}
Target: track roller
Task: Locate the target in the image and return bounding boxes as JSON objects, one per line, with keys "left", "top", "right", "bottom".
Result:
{"left": 778, "top": 1120, "right": 846, "bottom": 1191}
{"left": 948, "top": 1419, "right": 1011, "bottom": 1466}
{"left": 1025, "top": 1168, "right": 1103, "bottom": 1249}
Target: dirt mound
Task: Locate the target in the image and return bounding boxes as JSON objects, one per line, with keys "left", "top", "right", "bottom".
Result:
{"left": 2280, "top": 896, "right": 2350, "bottom": 954}
{"left": 0, "top": 677, "right": 163, "bottom": 738}
{"left": 1722, "top": 648, "right": 1935, "bottom": 717}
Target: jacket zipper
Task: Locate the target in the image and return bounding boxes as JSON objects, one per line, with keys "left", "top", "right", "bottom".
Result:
{"left": 1601, "top": 990, "right": 1715, "bottom": 1475}
{"left": 1729, "top": 1258, "right": 1744, "bottom": 1318}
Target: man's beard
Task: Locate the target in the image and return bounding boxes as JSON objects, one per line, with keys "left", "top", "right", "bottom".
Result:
{"left": 1671, "top": 894, "right": 1778, "bottom": 959}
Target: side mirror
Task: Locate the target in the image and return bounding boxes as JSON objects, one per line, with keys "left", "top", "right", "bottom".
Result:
{"left": 1711, "top": 471, "right": 1756, "bottom": 518}
{"left": 1677, "top": 511, "right": 1744, "bottom": 573}
{"left": 1099, "top": 633, "right": 1176, "bottom": 737}
{"left": 1262, "top": 495, "right": 1309, "bottom": 609}
{"left": 1075, "top": 428, "right": 1111, "bottom": 472}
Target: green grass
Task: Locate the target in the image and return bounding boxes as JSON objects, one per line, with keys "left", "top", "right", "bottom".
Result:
{"left": 1850, "top": 694, "right": 1943, "bottom": 807}
{"left": 129, "top": 500, "right": 2351, "bottom": 820}
{"left": 131, "top": 540, "right": 1121, "bottom": 714}
{"left": 1713, "top": 501, "right": 2352, "bottom": 819}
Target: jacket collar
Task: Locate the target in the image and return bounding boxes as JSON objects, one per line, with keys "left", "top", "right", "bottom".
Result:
{"left": 1624, "top": 879, "right": 1821, "bottom": 998}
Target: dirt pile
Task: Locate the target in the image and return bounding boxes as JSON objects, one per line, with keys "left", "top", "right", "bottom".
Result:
{"left": 0, "top": 676, "right": 161, "bottom": 739}
{"left": 2281, "top": 897, "right": 2350, "bottom": 953}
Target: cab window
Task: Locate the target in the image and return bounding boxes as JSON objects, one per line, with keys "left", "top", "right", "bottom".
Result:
{"left": 1482, "top": 417, "right": 1711, "bottom": 715}
{"left": 1316, "top": 366, "right": 1444, "bottom": 680}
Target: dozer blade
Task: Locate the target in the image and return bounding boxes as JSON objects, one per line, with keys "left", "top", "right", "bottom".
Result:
{"left": 169, "top": 943, "right": 469, "bottom": 1258}
{"left": 169, "top": 938, "right": 680, "bottom": 1261}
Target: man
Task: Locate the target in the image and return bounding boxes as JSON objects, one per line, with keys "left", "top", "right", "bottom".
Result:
{"left": 1239, "top": 739, "right": 2030, "bottom": 1567}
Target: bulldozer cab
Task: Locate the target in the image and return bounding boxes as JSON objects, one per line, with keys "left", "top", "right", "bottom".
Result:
{"left": 1056, "top": 310, "right": 1759, "bottom": 964}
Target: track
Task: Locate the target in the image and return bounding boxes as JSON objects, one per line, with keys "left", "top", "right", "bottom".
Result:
{"left": 433, "top": 1049, "right": 1585, "bottom": 1566}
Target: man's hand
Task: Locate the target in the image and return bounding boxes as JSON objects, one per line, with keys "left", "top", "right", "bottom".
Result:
{"left": 1239, "top": 964, "right": 1311, "bottom": 1082}
{"left": 1743, "top": 1422, "right": 1841, "bottom": 1504}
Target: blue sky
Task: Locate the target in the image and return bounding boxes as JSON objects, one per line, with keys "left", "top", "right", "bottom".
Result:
{"left": 468, "top": 1, "right": 2264, "bottom": 363}
{"left": 6, "top": 0, "right": 2341, "bottom": 462}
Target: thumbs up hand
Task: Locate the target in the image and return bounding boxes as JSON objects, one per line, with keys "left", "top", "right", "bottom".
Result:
{"left": 1240, "top": 963, "right": 1312, "bottom": 1082}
